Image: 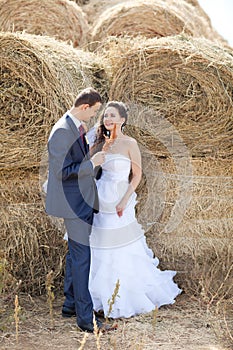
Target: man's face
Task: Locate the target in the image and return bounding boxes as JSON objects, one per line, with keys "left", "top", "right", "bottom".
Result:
{"left": 83, "top": 102, "right": 102, "bottom": 122}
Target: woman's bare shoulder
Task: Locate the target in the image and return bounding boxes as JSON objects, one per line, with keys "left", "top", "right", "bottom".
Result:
{"left": 122, "top": 135, "right": 137, "bottom": 144}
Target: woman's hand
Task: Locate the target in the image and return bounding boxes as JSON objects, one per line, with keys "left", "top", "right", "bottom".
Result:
{"left": 116, "top": 198, "right": 128, "bottom": 217}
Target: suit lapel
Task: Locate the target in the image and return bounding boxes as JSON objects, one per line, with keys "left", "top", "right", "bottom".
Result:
{"left": 66, "top": 115, "right": 87, "bottom": 156}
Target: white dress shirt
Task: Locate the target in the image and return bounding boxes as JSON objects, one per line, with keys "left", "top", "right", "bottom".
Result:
{"left": 67, "top": 110, "right": 82, "bottom": 130}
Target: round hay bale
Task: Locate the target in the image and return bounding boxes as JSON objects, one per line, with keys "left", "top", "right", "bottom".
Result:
{"left": 155, "top": 158, "right": 233, "bottom": 235}
{"left": 1, "top": 203, "right": 67, "bottom": 294}
{"left": 152, "top": 233, "right": 233, "bottom": 299}
{"left": 0, "top": 0, "right": 89, "bottom": 47}
{"left": 90, "top": 0, "right": 225, "bottom": 46}
{"left": 134, "top": 145, "right": 233, "bottom": 237}
{"left": 0, "top": 31, "right": 109, "bottom": 170}
{"left": 0, "top": 169, "right": 66, "bottom": 294}
{"left": 104, "top": 35, "right": 233, "bottom": 158}
{"left": 143, "top": 156, "right": 233, "bottom": 300}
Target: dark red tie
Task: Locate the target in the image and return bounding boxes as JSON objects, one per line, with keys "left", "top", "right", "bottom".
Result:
{"left": 79, "top": 124, "right": 85, "bottom": 144}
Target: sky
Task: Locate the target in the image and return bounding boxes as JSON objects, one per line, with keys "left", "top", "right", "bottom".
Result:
{"left": 197, "top": 0, "right": 233, "bottom": 47}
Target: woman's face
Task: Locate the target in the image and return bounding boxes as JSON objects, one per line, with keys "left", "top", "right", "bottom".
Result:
{"left": 103, "top": 106, "right": 125, "bottom": 131}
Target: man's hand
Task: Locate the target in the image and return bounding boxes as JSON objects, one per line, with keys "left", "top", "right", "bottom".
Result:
{"left": 91, "top": 151, "right": 106, "bottom": 167}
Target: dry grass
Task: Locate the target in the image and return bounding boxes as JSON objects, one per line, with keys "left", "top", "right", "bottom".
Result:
{"left": 0, "top": 31, "right": 109, "bottom": 170}
{"left": 0, "top": 293, "right": 232, "bottom": 349}
{"left": 90, "top": 0, "right": 225, "bottom": 46}
{"left": 45, "top": 270, "right": 55, "bottom": 327}
{"left": 0, "top": 0, "right": 89, "bottom": 47}
{"left": 13, "top": 295, "right": 20, "bottom": 344}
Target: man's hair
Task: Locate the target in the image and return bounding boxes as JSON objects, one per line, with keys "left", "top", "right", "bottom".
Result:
{"left": 74, "top": 87, "right": 102, "bottom": 107}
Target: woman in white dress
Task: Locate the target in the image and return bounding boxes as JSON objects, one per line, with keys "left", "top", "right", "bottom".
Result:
{"left": 89, "top": 101, "right": 181, "bottom": 319}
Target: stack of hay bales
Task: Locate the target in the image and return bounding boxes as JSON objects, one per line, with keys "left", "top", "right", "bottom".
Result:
{"left": 1, "top": 0, "right": 232, "bottom": 300}
{"left": 0, "top": 31, "right": 109, "bottom": 293}
{"left": 88, "top": 0, "right": 225, "bottom": 46}
{"left": 0, "top": 0, "right": 89, "bottom": 47}
{"left": 97, "top": 35, "right": 233, "bottom": 298}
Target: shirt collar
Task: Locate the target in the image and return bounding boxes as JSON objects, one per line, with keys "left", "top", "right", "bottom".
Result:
{"left": 67, "top": 110, "right": 82, "bottom": 130}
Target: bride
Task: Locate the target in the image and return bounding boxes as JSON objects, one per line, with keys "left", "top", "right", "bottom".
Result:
{"left": 89, "top": 101, "right": 181, "bottom": 319}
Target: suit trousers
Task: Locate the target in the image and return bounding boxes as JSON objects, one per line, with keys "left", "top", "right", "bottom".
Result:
{"left": 63, "top": 215, "right": 93, "bottom": 326}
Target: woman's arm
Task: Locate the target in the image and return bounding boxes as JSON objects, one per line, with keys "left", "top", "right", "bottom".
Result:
{"left": 116, "top": 138, "right": 142, "bottom": 217}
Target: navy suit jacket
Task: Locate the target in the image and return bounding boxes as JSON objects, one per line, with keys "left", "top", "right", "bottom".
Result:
{"left": 46, "top": 114, "right": 98, "bottom": 220}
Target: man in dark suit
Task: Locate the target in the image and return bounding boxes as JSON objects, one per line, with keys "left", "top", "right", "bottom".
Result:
{"left": 46, "top": 87, "right": 105, "bottom": 332}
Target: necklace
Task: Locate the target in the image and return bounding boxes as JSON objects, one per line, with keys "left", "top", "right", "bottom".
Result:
{"left": 103, "top": 137, "right": 116, "bottom": 152}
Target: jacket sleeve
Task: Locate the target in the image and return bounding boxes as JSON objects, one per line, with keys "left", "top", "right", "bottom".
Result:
{"left": 48, "top": 128, "right": 94, "bottom": 181}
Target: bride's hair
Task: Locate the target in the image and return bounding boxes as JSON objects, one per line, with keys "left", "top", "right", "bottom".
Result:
{"left": 91, "top": 101, "right": 128, "bottom": 155}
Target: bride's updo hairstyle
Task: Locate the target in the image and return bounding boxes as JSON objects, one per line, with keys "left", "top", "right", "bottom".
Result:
{"left": 91, "top": 101, "right": 128, "bottom": 155}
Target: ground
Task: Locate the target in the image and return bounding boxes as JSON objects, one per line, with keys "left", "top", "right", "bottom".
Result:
{"left": 0, "top": 293, "right": 232, "bottom": 350}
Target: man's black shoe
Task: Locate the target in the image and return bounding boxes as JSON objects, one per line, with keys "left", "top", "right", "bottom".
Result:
{"left": 77, "top": 319, "right": 102, "bottom": 333}
{"left": 78, "top": 319, "right": 117, "bottom": 333}
{"left": 94, "top": 309, "right": 105, "bottom": 319}
{"left": 62, "top": 306, "right": 76, "bottom": 318}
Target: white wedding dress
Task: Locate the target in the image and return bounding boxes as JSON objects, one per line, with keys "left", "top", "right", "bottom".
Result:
{"left": 89, "top": 153, "right": 181, "bottom": 319}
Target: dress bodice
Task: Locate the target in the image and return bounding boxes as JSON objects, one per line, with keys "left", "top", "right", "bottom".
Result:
{"left": 95, "top": 153, "right": 134, "bottom": 217}
{"left": 101, "top": 153, "right": 131, "bottom": 182}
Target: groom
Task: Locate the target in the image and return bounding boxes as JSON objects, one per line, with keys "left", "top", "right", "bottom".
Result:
{"left": 46, "top": 87, "right": 105, "bottom": 332}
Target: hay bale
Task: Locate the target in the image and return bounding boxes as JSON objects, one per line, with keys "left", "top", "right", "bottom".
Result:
{"left": 153, "top": 233, "right": 233, "bottom": 299}
{"left": 155, "top": 158, "right": 233, "bottom": 234}
{"left": 90, "top": 0, "right": 225, "bottom": 46}
{"left": 0, "top": 169, "right": 66, "bottom": 294}
{"left": 1, "top": 203, "right": 67, "bottom": 294}
{"left": 142, "top": 156, "right": 233, "bottom": 300}
{"left": 81, "top": 0, "right": 213, "bottom": 28}
{"left": 0, "top": 0, "right": 89, "bottom": 47}
{"left": 0, "top": 31, "right": 109, "bottom": 170}
{"left": 135, "top": 146, "right": 233, "bottom": 236}
{"left": 121, "top": 103, "right": 233, "bottom": 245}
{"left": 103, "top": 35, "right": 233, "bottom": 158}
